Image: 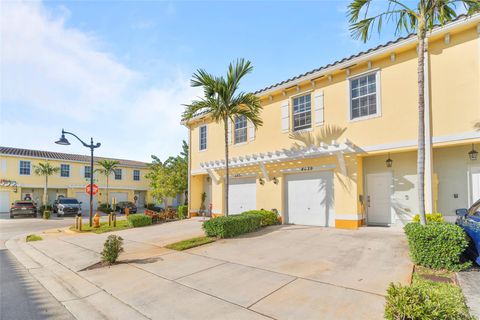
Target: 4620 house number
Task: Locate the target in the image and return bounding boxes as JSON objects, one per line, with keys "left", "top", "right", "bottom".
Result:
{"left": 300, "top": 166, "right": 313, "bottom": 171}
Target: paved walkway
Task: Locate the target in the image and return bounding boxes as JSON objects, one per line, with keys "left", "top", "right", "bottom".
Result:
{"left": 7, "top": 220, "right": 413, "bottom": 320}
{"left": 457, "top": 267, "right": 480, "bottom": 318}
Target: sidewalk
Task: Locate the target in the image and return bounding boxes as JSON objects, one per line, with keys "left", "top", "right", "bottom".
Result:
{"left": 457, "top": 268, "right": 480, "bottom": 319}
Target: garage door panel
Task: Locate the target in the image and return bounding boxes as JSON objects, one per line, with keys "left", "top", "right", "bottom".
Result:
{"left": 110, "top": 192, "right": 128, "bottom": 203}
{"left": 75, "top": 192, "right": 98, "bottom": 213}
{"left": 228, "top": 178, "right": 256, "bottom": 215}
{"left": 0, "top": 191, "right": 10, "bottom": 213}
{"left": 286, "top": 171, "right": 334, "bottom": 227}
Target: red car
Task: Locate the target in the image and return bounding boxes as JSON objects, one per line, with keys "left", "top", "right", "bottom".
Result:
{"left": 10, "top": 201, "right": 38, "bottom": 218}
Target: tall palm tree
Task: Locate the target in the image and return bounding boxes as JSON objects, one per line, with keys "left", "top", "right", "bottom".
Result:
{"left": 95, "top": 160, "right": 120, "bottom": 208}
{"left": 33, "top": 162, "right": 60, "bottom": 208}
{"left": 348, "top": 0, "right": 479, "bottom": 225}
{"left": 183, "top": 59, "right": 263, "bottom": 216}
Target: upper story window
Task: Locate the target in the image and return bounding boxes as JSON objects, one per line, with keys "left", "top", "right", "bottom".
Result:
{"left": 114, "top": 168, "right": 122, "bottom": 180}
{"left": 19, "top": 160, "right": 30, "bottom": 175}
{"left": 350, "top": 72, "right": 379, "bottom": 120}
{"left": 60, "top": 164, "right": 70, "bottom": 177}
{"left": 234, "top": 115, "right": 247, "bottom": 144}
{"left": 199, "top": 125, "right": 207, "bottom": 151}
{"left": 292, "top": 94, "right": 312, "bottom": 131}
{"left": 133, "top": 169, "right": 140, "bottom": 181}
{"left": 84, "top": 166, "right": 91, "bottom": 179}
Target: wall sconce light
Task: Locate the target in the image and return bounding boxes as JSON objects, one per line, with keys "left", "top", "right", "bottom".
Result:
{"left": 385, "top": 153, "right": 393, "bottom": 168}
{"left": 272, "top": 177, "right": 279, "bottom": 185}
{"left": 259, "top": 178, "right": 265, "bottom": 185}
{"left": 206, "top": 176, "right": 211, "bottom": 182}
{"left": 469, "top": 144, "right": 478, "bottom": 161}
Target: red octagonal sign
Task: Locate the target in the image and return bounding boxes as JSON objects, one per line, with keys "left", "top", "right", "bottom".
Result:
{"left": 85, "top": 184, "right": 99, "bottom": 195}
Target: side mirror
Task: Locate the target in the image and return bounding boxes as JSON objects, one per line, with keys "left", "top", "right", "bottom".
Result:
{"left": 79, "top": 202, "right": 83, "bottom": 204}
{"left": 11, "top": 203, "right": 14, "bottom": 205}
{"left": 456, "top": 208, "right": 468, "bottom": 217}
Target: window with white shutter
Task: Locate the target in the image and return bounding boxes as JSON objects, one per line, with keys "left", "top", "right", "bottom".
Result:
{"left": 281, "top": 100, "right": 290, "bottom": 133}
{"left": 314, "top": 90, "right": 324, "bottom": 126}
{"left": 248, "top": 119, "right": 255, "bottom": 141}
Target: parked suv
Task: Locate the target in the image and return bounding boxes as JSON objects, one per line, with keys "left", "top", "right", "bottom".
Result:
{"left": 10, "top": 201, "right": 37, "bottom": 218}
{"left": 115, "top": 201, "right": 137, "bottom": 214}
{"left": 53, "top": 198, "right": 82, "bottom": 217}
{"left": 456, "top": 198, "right": 480, "bottom": 266}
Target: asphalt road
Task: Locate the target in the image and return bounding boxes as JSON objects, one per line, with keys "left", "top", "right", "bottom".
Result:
{"left": 0, "top": 214, "right": 75, "bottom": 320}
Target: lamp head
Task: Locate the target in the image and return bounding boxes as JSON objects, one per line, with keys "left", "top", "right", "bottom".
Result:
{"left": 55, "top": 133, "right": 70, "bottom": 145}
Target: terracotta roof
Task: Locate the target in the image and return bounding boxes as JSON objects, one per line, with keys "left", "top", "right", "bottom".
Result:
{"left": 0, "top": 147, "right": 148, "bottom": 168}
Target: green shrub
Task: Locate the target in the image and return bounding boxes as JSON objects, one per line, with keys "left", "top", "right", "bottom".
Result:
{"left": 241, "top": 210, "right": 278, "bottom": 226}
{"left": 404, "top": 222, "right": 471, "bottom": 271}
{"left": 385, "top": 276, "right": 474, "bottom": 320}
{"left": 98, "top": 203, "right": 114, "bottom": 213}
{"left": 177, "top": 205, "right": 188, "bottom": 219}
{"left": 127, "top": 214, "right": 152, "bottom": 227}
{"left": 412, "top": 213, "right": 444, "bottom": 223}
{"left": 203, "top": 214, "right": 262, "bottom": 238}
{"left": 101, "top": 235, "right": 124, "bottom": 264}
{"left": 43, "top": 210, "right": 51, "bottom": 219}
{"left": 40, "top": 205, "right": 52, "bottom": 212}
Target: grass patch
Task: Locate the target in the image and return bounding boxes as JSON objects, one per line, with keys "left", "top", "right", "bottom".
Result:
{"left": 26, "top": 234, "right": 43, "bottom": 242}
{"left": 70, "top": 220, "right": 132, "bottom": 234}
{"left": 165, "top": 236, "right": 216, "bottom": 251}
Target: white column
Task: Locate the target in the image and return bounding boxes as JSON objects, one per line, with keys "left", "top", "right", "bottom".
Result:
{"left": 424, "top": 38, "right": 434, "bottom": 213}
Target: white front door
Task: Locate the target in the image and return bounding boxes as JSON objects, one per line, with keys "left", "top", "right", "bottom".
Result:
{"left": 285, "top": 171, "right": 335, "bottom": 227}
{"left": 470, "top": 166, "right": 480, "bottom": 205}
{"left": 0, "top": 191, "right": 10, "bottom": 212}
{"left": 228, "top": 178, "right": 256, "bottom": 215}
{"left": 366, "top": 172, "right": 392, "bottom": 225}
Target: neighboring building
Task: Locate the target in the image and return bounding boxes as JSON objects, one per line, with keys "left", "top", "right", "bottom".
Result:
{"left": 0, "top": 147, "right": 151, "bottom": 213}
{"left": 184, "top": 15, "right": 480, "bottom": 229}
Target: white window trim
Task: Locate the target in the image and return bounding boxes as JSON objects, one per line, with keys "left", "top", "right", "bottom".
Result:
{"left": 19, "top": 160, "right": 31, "bottom": 175}
{"left": 234, "top": 115, "right": 248, "bottom": 144}
{"left": 347, "top": 69, "right": 382, "bottom": 122}
{"left": 60, "top": 164, "right": 70, "bottom": 178}
{"left": 133, "top": 169, "right": 140, "bottom": 181}
{"left": 292, "top": 93, "right": 313, "bottom": 132}
{"left": 199, "top": 125, "right": 208, "bottom": 151}
{"left": 114, "top": 168, "right": 122, "bottom": 180}
{"left": 84, "top": 166, "right": 92, "bottom": 179}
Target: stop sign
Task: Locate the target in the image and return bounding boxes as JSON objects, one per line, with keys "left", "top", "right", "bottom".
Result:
{"left": 85, "top": 184, "right": 99, "bottom": 195}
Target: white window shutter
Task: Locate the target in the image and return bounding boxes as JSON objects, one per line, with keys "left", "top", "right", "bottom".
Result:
{"left": 314, "top": 90, "right": 324, "bottom": 126}
{"left": 248, "top": 119, "right": 255, "bottom": 141}
{"left": 80, "top": 166, "right": 84, "bottom": 178}
{"left": 227, "top": 118, "right": 232, "bottom": 144}
{"left": 281, "top": 100, "right": 290, "bottom": 133}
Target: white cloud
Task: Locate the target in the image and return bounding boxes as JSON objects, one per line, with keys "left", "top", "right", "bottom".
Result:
{"left": 0, "top": 1, "right": 199, "bottom": 162}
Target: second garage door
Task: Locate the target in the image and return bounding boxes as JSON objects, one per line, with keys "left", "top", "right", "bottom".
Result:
{"left": 228, "top": 178, "right": 256, "bottom": 215}
{"left": 75, "top": 192, "right": 98, "bottom": 214}
{"left": 110, "top": 192, "right": 128, "bottom": 203}
{"left": 285, "top": 171, "right": 335, "bottom": 227}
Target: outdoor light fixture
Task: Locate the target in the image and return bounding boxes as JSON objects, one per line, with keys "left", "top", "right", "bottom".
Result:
{"left": 55, "top": 129, "right": 101, "bottom": 227}
{"left": 273, "top": 177, "right": 279, "bottom": 185}
{"left": 386, "top": 153, "right": 393, "bottom": 168}
{"left": 469, "top": 144, "right": 478, "bottom": 161}
{"left": 259, "top": 178, "right": 265, "bottom": 185}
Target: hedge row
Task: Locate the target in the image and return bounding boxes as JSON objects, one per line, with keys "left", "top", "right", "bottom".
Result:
{"left": 203, "top": 210, "right": 278, "bottom": 238}
{"left": 404, "top": 222, "right": 471, "bottom": 271}
{"left": 127, "top": 214, "right": 152, "bottom": 228}
{"left": 241, "top": 210, "right": 279, "bottom": 226}
{"left": 412, "top": 213, "right": 444, "bottom": 223}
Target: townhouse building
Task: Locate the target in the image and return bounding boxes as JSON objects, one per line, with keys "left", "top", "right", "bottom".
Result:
{"left": 184, "top": 14, "right": 480, "bottom": 229}
{"left": 0, "top": 147, "right": 152, "bottom": 213}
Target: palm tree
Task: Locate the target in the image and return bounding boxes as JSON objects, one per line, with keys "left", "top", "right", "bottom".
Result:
{"left": 348, "top": 0, "right": 479, "bottom": 225}
{"left": 183, "top": 59, "right": 263, "bottom": 216}
{"left": 33, "top": 162, "right": 60, "bottom": 208}
{"left": 95, "top": 160, "right": 120, "bottom": 208}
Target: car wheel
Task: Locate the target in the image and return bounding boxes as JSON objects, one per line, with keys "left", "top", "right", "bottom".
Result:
{"left": 9, "top": 214, "right": 14, "bottom": 219}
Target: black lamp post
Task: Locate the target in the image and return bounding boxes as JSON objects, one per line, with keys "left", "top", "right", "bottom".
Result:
{"left": 55, "top": 129, "right": 101, "bottom": 227}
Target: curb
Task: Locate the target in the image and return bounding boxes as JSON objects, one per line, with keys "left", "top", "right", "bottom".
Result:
{"left": 5, "top": 234, "right": 148, "bottom": 320}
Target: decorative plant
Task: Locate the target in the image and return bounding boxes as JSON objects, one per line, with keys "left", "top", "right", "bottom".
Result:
{"left": 199, "top": 192, "right": 207, "bottom": 212}
{"left": 101, "top": 235, "right": 124, "bottom": 264}
{"left": 347, "top": 0, "right": 480, "bottom": 225}
{"left": 95, "top": 160, "right": 120, "bottom": 209}
{"left": 183, "top": 59, "right": 263, "bottom": 216}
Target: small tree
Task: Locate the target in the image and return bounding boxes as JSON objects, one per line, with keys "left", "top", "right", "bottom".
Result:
{"left": 33, "top": 162, "right": 60, "bottom": 208}
{"left": 95, "top": 160, "right": 120, "bottom": 208}
{"left": 183, "top": 59, "right": 263, "bottom": 216}
{"left": 101, "top": 235, "right": 124, "bottom": 264}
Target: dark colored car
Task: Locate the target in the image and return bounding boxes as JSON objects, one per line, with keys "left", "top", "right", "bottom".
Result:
{"left": 10, "top": 201, "right": 37, "bottom": 218}
{"left": 53, "top": 198, "right": 82, "bottom": 217}
{"left": 456, "top": 199, "right": 480, "bottom": 266}
{"left": 115, "top": 201, "right": 137, "bottom": 214}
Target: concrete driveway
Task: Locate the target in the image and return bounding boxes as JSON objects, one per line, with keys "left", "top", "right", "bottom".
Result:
{"left": 80, "top": 224, "right": 412, "bottom": 320}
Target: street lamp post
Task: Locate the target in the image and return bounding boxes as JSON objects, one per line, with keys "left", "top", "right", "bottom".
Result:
{"left": 55, "top": 129, "right": 101, "bottom": 227}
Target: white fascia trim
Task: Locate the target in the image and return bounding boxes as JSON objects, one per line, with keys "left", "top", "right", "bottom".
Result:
{"left": 257, "top": 14, "right": 480, "bottom": 98}
{"left": 335, "top": 214, "right": 364, "bottom": 221}
{"left": 68, "top": 185, "right": 148, "bottom": 191}
{"left": 191, "top": 168, "right": 207, "bottom": 175}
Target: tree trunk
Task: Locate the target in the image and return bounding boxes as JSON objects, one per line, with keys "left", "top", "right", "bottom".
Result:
{"left": 106, "top": 175, "right": 110, "bottom": 208}
{"left": 224, "top": 117, "right": 229, "bottom": 217}
{"left": 44, "top": 175, "right": 48, "bottom": 208}
{"left": 417, "top": 26, "right": 427, "bottom": 225}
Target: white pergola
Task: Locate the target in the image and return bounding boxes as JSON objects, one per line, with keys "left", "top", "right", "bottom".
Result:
{"left": 199, "top": 139, "right": 358, "bottom": 184}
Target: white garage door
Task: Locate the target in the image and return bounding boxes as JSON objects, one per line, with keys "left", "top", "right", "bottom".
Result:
{"left": 228, "top": 178, "right": 256, "bottom": 215}
{"left": 286, "top": 171, "right": 335, "bottom": 227}
{"left": 110, "top": 192, "right": 128, "bottom": 203}
{"left": 0, "top": 191, "right": 10, "bottom": 213}
{"left": 75, "top": 192, "right": 98, "bottom": 214}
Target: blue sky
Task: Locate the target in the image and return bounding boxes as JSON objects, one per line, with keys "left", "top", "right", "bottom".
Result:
{"left": 1, "top": 0, "right": 416, "bottom": 162}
